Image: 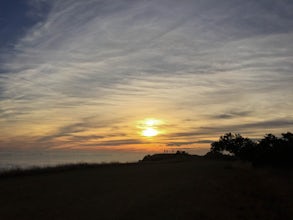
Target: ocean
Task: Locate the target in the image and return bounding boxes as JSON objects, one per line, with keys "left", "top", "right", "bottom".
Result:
{"left": 0, "top": 150, "right": 146, "bottom": 171}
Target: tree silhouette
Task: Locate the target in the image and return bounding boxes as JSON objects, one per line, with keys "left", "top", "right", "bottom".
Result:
{"left": 211, "top": 133, "right": 256, "bottom": 159}
{"left": 282, "top": 132, "right": 293, "bottom": 142}
{"left": 209, "top": 132, "right": 293, "bottom": 168}
{"left": 280, "top": 132, "right": 293, "bottom": 167}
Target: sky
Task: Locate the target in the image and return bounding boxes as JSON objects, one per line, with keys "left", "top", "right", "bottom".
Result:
{"left": 0, "top": 0, "right": 293, "bottom": 161}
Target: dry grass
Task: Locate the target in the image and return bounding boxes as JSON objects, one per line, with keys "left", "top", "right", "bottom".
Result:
{"left": 0, "top": 158, "right": 292, "bottom": 220}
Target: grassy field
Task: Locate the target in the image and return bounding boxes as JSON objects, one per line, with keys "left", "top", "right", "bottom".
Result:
{"left": 0, "top": 158, "right": 292, "bottom": 220}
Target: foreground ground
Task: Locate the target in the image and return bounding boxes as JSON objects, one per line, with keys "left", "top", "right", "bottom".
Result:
{"left": 0, "top": 158, "right": 292, "bottom": 220}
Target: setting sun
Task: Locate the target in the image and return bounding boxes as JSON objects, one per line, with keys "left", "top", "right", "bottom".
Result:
{"left": 138, "top": 118, "right": 164, "bottom": 138}
{"left": 142, "top": 128, "right": 158, "bottom": 137}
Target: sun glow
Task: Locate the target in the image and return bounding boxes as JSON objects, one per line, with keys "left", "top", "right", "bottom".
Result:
{"left": 142, "top": 128, "right": 158, "bottom": 137}
{"left": 145, "top": 119, "right": 159, "bottom": 126}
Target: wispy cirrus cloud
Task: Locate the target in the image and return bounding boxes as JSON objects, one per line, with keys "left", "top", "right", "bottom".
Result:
{"left": 0, "top": 0, "right": 293, "bottom": 153}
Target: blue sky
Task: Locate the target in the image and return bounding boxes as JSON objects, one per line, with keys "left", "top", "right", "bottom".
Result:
{"left": 0, "top": 0, "right": 293, "bottom": 157}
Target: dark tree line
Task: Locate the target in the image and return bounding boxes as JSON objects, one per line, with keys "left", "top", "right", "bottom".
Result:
{"left": 208, "top": 132, "right": 293, "bottom": 168}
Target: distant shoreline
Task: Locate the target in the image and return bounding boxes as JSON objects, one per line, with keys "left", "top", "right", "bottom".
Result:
{"left": 0, "top": 153, "right": 202, "bottom": 177}
{"left": 0, "top": 161, "right": 138, "bottom": 178}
